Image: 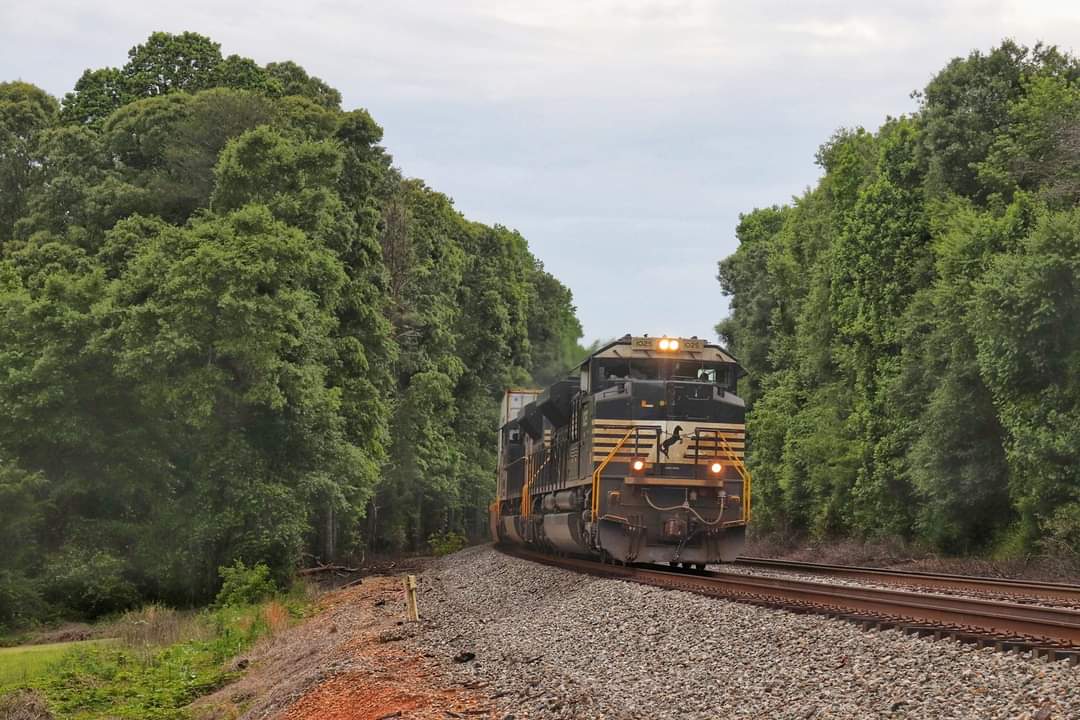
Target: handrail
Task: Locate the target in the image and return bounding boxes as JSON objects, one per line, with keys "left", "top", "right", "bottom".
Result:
{"left": 591, "top": 427, "right": 636, "bottom": 521}
{"left": 715, "top": 431, "right": 751, "bottom": 522}
{"left": 522, "top": 453, "right": 550, "bottom": 519}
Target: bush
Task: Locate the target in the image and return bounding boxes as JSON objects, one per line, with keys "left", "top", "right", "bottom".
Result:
{"left": 214, "top": 561, "right": 276, "bottom": 607}
{"left": 41, "top": 549, "right": 139, "bottom": 620}
{"left": 0, "top": 571, "right": 46, "bottom": 633}
{"left": 991, "top": 522, "right": 1032, "bottom": 561}
{"left": 1043, "top": 502, "right": 1080, "bottom": 559}
{"left": 427, "top": 530, "right": 467, "bottom": 556}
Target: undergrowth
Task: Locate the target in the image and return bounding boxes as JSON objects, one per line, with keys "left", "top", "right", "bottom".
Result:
{"left": 1, "top": 593, "right": 308, "bottom": 720}
{"left": 427, "top": 530, "right": 467, "bottom": 556}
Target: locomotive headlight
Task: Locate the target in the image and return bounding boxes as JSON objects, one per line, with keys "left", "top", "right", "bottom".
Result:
{"left": 632, "top": 459, "right": 645, "bottom": 472}
{"left": 710, "top": 462, "right": 723, "bottom": 474}
{"left": 658, "top": 338, "right": 671, "bottom": 350}
{"left": 669, "top": 339, "right": 680, "bottom": 351}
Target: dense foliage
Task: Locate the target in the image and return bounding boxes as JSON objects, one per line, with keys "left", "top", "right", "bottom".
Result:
{"left": 719, "top": 41, "right": 1080, "bottom": 558}
{"left": 0, "top": 32, "right": 583, "bottom": 627}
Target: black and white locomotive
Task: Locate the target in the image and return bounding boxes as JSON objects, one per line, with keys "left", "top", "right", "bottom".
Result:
{"left": 490, "top": 334, "right": 749, "bottom": 567}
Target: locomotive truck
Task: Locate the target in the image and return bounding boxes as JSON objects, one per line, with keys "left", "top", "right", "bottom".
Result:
{"left": 489, "top": 334, "right": 749, "bottom": 567}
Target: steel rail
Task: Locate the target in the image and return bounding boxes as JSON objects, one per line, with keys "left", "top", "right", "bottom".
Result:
{"left": 735, "top": 557, "right": 1080, "bottom": 604}
{"left": 502, "top": 547, "right": 1080, "bottom": 658}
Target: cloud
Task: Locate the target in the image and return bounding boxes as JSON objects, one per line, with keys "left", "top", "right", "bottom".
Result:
{"left": 3, "top": 0, "right": 1080, "bottom": 341}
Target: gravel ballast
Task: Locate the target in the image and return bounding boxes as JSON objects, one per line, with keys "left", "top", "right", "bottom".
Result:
{"left": 412, "top": 545, "right": 1080, "bottom": 720}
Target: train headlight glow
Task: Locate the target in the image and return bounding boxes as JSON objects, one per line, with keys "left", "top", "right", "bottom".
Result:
{"left": 632, "top": 459, "right": 645, "bottom": 472}
{"left": 669, "top": 339, "right": 680, "bottom": 351}
{"left": 658, "top": 339, "right": 671, "bottom": 350}
{"left": 710, "top": 462, "right": 723, "bottom": 474}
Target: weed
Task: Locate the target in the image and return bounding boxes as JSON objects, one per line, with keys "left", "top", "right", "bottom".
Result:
{"left": 0, "top": 688, "right": 53, "bottom": 719}
{"left": 261, "top": 602, "right": 289, "bottom": 636}
{"left": 115, "top": 605, "right": 207, "bottom": 649}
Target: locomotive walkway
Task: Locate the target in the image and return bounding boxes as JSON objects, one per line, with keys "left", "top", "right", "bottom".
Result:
{"left": 504, "top": 547, "right": 1080, "bottom": 662}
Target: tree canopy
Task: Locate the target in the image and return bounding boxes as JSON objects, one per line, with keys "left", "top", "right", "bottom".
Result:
{"left": 0, "top": 32, "right": 584, "bottom": 628}
{"left": 718, "top": 41, "right": 1080, "bottom": 559}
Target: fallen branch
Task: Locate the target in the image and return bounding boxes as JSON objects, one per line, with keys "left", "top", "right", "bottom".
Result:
{"left": 299, "top": 564, "right": 359, "bottom": 576}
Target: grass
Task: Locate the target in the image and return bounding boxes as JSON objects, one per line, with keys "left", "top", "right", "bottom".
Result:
{"left": 0, "top": 597, "right": 308, "bottom": 720}
{"left": 0, "top": 640, "right": 111, "bottom": 691}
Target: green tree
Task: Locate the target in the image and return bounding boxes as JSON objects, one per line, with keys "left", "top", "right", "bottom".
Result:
{"left": 972, "top": 206, "right": 1080, "bottom": 551}
{"left": 0, "top": 82, "right": 58, "bottom": 241}
{"left": 122, "top": 31, "right": 224, "bottom": 97}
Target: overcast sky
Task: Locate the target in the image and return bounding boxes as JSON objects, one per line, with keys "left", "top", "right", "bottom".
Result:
{"left": 3, "top": 1, "right": 1079, "bottom": 344}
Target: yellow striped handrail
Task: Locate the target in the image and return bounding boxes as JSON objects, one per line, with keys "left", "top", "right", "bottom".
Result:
{"left": 522, "top": 453, "right": 550, "bottom": 519}
{"left": 715, "top": 431, "right": 751, "bottom": 522}
{"left": 591, "top": 427, "right": 636, "bottom": 521}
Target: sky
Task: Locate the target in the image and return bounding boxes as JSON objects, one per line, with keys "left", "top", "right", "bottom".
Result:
{"left": 3, "top": 1, "right": 1080, "bottom": 344}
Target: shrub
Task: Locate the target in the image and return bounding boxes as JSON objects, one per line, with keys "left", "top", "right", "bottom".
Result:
{"left": 0, "top": 571, "right": 46, "bottom": 633}
{"left": 427, "top": 530, "right": 467, "bottom": 556}
{"left": 1043, "top": 502, "right": 1080, "bottom": 559}
{"left": 40, "top": 549, "right": 139, "bottom": 620}
{"left": 214, "top": 561, "right": 276, "bottom": 607}
{"left": 991, "top": 522, "right": 1031, "bottom": 561}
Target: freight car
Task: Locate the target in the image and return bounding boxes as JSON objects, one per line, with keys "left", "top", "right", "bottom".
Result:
{"left": 489, "top": 334, "right": 749, "bottom": 567}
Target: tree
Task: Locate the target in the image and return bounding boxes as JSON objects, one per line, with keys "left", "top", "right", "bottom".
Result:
{"left": 972, "top": 206, "right": 1080, "bottom": 551}
{"left": 122, "top": 31, "right": 223, "bottom": 97}
{"left": 265, "top": 61, "right": 342, "bottom": 109}
{"left": 61, "top": 68, "right": 130, "bottom": 126}
{"left": 0, "top": 82, "right": 58, "bottom": 241}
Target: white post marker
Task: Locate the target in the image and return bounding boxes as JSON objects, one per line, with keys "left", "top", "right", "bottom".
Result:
{"left": 404, "top": 574, "right": 419, "bottom": 621}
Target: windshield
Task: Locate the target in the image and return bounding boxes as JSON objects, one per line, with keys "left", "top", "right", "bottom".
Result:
{"left": 594, "top": 358, "right": 734, "bottom": 391}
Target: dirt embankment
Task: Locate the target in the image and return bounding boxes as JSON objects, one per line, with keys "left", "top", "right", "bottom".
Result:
{"left": 192, "top": 569, "right": 496, "bottom": 720}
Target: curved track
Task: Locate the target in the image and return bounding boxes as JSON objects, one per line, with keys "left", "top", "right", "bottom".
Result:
{"left": 735, "top": 557, "right": 1080, "bottom": 606}
{"left": 502, "top": 546, "right": 1080, "bottom": 663}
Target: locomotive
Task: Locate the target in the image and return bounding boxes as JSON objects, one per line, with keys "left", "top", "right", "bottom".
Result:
{"left": 489, "top": 334, "right": 749, "bottom": 567}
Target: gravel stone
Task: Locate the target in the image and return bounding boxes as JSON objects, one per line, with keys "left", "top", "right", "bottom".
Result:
{"left": 411, "top": 545, "right": 1080, "bottom": 719}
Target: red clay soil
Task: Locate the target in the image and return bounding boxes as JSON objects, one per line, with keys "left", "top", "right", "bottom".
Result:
{"left": 191, "top": 573, "right": 495, "bottom": 720}
{"left": 278, "top": 638, "right": 487, "bottom": 720}
{"left": 280, "top": 663, "right": 466, "bottom": 720}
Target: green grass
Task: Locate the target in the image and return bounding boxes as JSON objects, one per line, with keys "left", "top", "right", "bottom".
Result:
{"left": 0, "top": 640, "right": 111, "bottom": 691}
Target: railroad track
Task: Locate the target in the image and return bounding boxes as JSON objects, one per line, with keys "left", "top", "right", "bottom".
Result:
{"left": 735, "top": 556, "right": 1080, "bottom": 606}
{"left": 502, "top": 547, "right": 1080, "bottom": 664}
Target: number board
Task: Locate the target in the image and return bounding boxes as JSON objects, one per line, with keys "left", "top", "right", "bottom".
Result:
{"left": 630, "top": 337, "right": 707, "bottom": 351}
